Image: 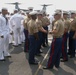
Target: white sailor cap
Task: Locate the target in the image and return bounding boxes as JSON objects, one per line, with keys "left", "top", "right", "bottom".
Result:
{"left": 63, "top": 11, "right": 68, "bottom": 15}
{"left": 29, "top": 11, "right": 37, "bottom": 15}
{"left": 26, "top": 11, "right": 30, "bottom": 14}
{"left": 21, "top": 11, "right": 25, "bottom": 14}
{"left": 18, "top": 10, "right": 25, "bottom": 14}
{"left": 53, "top": 11, "right": 62, "bottom": 16}
{"left": 53, "top": 9, "right": 62, "bottom": 15}
{"left": 55, "top": 9, "right": 62, "bottom": 13}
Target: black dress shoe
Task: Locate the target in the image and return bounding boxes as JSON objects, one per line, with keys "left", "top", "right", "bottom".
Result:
{"left": 39, "top": 51, "right": 43, "bottom": 53}
{"left": 55, "top": 66, "right": 60, "bottom": 68}
{"left": 0, "top": 59, "right": 6, "bottom": 61}
{"left": 61, "top": 59, "right": 68, "bottom": 62}
{"left": 42, "top": 44, "right": 47, "bottom": 47}
{"left": 13, "top": 45, "right": 18, "bottom": 47}
{"left": 43, "top": 45, "right": 47, "bottom": 47}
{"left": 19, "top": 44, "right": 22, "bottom": 46}
{"left": 29, "top": 62, "right": 38, "bottom": 65}
{"left": 43, "top": 66, "right": 53, "bottom": 69}
{"left": 35, "top": 53, "right": 41, "bottom": 56}
{"left": 24, "top": 51, "right": 28, "bottom": 53}
{"left": 5, "top": 56, "right": 11, "bottom": 58}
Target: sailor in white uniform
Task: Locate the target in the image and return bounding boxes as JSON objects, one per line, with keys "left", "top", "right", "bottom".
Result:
{"left": 0, "top": 8, "right": 11, "bottom": 61}
{"left": 10, "top": 9, "right": 24, "bottom": 46}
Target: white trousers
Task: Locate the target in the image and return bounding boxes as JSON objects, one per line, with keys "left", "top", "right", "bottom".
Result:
{"left": 0, "top": 33, "right": 10, "bottom": 60}
{"left": 4, "top": 34, "right": 10, "bottom": 56}
{"left": 13, "top": 28, "right": 21, "bottom": 45}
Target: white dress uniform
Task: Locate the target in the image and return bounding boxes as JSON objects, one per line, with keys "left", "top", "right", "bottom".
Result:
{"left": 0, "top": 14, "right": 10, "bottom": 60}
{"left": 9, "top": 13, "right": 24, "bottom": 46}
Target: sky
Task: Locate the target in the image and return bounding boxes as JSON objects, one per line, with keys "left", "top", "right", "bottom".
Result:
{"left": 0, "top": 0, "right": 76, "bottom": 15}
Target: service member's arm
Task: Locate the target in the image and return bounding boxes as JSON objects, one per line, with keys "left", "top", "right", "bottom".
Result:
{"left": 36, "top": 21, "right": 47, "bottom": 33}
{"left": 52, "top": 20, "right": 56, "bottom": 30}
{"left": 49, "top": 23, "right": 59, "bottom": 34}
{"left": 23, "top": 19, "right": 27, "bottom": 29}
{"left": 40, "top": 27, "right": 47, "bottom": 33}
